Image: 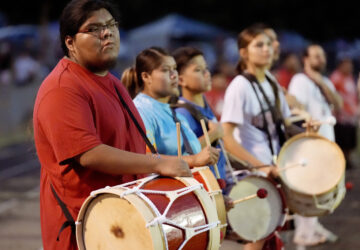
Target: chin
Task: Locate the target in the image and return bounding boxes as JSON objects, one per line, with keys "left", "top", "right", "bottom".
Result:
{"left": 100, "top": 56, "right": 118, "bottom": 70}
{"left": 171, "top": 88, "right": 180, "bottom": 97}
{"left": 87, "top": 58, "right": 117, "bottom": 74}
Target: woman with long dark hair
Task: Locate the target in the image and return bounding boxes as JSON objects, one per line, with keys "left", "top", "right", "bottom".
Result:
{"left": 221, "top": 26, "right": 291, "bottom": 250}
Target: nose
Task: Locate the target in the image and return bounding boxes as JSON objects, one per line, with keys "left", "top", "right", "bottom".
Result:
{"left": 170, "top": 69, "right": 178, "bottom": 79}
{"left": 101, "top": 26, "right": 114, "bottom": 39}
{"left": 204, "top": 69, "right": 210, "bottom": 79}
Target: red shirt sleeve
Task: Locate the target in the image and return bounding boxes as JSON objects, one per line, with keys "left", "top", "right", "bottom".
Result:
{"left": 37, "top": 87, "right": 101, "bottom": 164}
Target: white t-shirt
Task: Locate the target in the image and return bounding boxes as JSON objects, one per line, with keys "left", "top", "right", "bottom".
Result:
{"left": 288, "top": 73, "right": 335, "bottom": 141}
{"left": 221, "top": 75, "right": 291, "bottom": 164}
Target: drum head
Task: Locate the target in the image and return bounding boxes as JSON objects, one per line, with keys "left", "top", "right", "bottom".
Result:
{"left": 78, "top": 193, "right": 158, "bottom": 250}
{"left": 277, "top": 134, "right": 345, "bottom": 195}
{"left": 227, "top": 176, "right": 284, "bottom": 242}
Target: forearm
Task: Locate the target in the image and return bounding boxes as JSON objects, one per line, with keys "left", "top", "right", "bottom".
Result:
{"left": 318, "top": 82, "right": 343, "bottom": 112}
{"left": 222, "top": 134, "right": 263, "bottom": 167}
{"left": 198, "top": 129, "right": 219, "bottom": 148}
{"left": 152, "top": 153, "right": 196, "bottom": 167}
{"left": 76, "top": 144, "right": 161, "bottom": 175}
{"left": 222, "top": 122, "right": 273, "bottom": 175}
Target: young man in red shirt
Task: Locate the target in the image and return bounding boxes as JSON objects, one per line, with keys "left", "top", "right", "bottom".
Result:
{"left": 33, "top": 0, "right": 191, "bottom": 249}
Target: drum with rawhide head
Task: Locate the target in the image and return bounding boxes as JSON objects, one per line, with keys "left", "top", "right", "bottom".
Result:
{"left": 76, "top": 175, "right": 220, "bottom": 250}
{"left": 191, "top": 166, "right": 227, "bottom": 242}
{"left": 277, "top": 132, "right": 346, "bottom": 216}
{"left": 226, "top": 170, "right": 287, "bottom": 243}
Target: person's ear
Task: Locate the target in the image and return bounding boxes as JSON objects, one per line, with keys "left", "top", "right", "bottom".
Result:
{"left": 141, "top": 72, "right": 151, "bottom": 85}
{"left": 178, "top": 75, "right": 186, "bottom": 87}
{"left": 65, "top": 35, "right": 75, "bottom": 55}
{"left": 239, "top": 48, "right": 248, "bottom": 60}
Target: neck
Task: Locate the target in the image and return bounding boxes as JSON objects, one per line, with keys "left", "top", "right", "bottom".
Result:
{"left": 182, "top": 89, "right": 205, "bottom": 107}
{"left": 157, "top": 96, "right": 171, "bottom": 103}
{"left": 142, "top": 89, "right": 170, "bottom": 103}
{"left": 246, "top": 64, "right": 267, "bottom": 82}
{"left": 265, "top": 62, "right": 273, "bottom": 71}
{"left": 66, "top": 56, "right": 108, "bottom": 76}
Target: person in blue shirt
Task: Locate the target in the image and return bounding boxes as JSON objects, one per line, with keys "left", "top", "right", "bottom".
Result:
{"left": 172, "top": 47, "right": 227, "bottom": 180}
{"left": 121, "top": 47, "right": 219, "bottom": 168}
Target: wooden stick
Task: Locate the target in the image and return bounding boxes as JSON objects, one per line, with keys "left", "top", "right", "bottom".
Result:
{"left": 176, "top": 122, "right": 181, "bottom": 158}
{"left": 218, "top": 139, "right": 237, "bottom": 183}
{"left": 232, "top": 188, "right": 268, "bottom": 205}
{"left": 232, "top": 194, "right": 258, "bottom": 205}
{"left": 200, "top": 119, "right": 220, "bottom": 179}
{"left": 278, "top": 161, "right": 307, "bottom": 172}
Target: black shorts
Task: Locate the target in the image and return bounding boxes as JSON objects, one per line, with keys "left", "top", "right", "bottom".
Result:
{"left": 334, "top": 123, "right": 357, "bottom": 150}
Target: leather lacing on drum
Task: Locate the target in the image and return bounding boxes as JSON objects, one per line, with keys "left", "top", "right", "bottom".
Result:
{"left": 98, "top": 175, "right": 220, "bottom": 250}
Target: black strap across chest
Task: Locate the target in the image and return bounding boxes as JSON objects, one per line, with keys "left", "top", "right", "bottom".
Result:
{"left": 241, "top": 72, "right": 287, "bottom": 155}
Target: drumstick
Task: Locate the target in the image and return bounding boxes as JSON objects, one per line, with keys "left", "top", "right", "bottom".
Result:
{"left": 278, "top": 159, "right": 308, "bottom": 172}
{"left": 302, "top": 116, "right": 336, "bottom": 130}
{"left": 218, "top": 139, "right": 237, "bottom": 183}
{"left": 200, "top": 119, "right": 221, "bottom": 179}
{"left": 232, "top": 188, "right": 268, "bottom": 205}
{"left": 176, "top": 122, "right": 181, "bottom": 158}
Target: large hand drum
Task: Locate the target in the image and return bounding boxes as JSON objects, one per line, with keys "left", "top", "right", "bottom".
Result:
{"left": 76, "top": 175, "right": 220, "bottom": 250}
{"left": 227, "top": 171, "right": 287, "bottom": 243}
{"left": 277, "top": 133, "right": 346, "bottom": 216}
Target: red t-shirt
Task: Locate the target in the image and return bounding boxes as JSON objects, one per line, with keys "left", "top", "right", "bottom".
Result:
{"left": 33, "top": 58, "right": 146, "bottom": 250}
{"left": 274, "top": 68, "right": 294, "bottom": 90}
{"left": 330, "top": 70, "right": 358, "bottom": 124}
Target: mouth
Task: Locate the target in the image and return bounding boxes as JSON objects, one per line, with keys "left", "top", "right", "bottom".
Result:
{"left": 102, "top": 42, "right": 115, "bottom": 49}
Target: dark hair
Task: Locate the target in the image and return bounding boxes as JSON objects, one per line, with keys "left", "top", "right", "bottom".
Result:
{"left": 236, "top": 26, "right": 265, "bottom": 73}
{"left": 122, "top": 47, "right": 169, "bottom": 99}
{"left": 172, "top": 47, "right": 203, "bottom": 74}
{"left": 303, "top": 43, "right": 321, "bottom": 58}
{"left": 249, "top": 22, "right": 272, "bottom": 31}
{"left": 60, "top": 0, "right": 120, "bottom": 56}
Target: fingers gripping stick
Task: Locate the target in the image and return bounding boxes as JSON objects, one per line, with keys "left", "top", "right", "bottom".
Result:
{"left": 176, "top": 122, "right": 181, "bottom": 158}
{"left": 200, "top": 119, "right": 221, "bottom": 179}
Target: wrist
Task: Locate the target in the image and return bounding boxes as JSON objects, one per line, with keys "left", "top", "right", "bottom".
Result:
{"left": 182, "top": 155, "right": 196, "bottom": 167}
{"left": 152, "top": 155, "right": 164, "bottom": 175}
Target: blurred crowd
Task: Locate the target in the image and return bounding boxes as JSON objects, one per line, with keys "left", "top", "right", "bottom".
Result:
{"left": 1, "top": 19, "right": 360, "bottom": 169}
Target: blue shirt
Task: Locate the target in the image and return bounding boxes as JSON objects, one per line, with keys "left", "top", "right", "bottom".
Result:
{"left": 134, "top": 93, "right": 201, "bottom": 156}
{"left": 176, "top": 97, "right": 227, "bottom": 179}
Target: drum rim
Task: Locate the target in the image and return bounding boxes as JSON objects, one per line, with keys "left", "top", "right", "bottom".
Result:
{"left": 277, "top": 132, "right": 346, "bottom": 196}
{"left": 75, "top": 186, "right": 165, "bottom": 250}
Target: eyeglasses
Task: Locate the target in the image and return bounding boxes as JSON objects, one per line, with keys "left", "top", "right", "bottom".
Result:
{"left": 78, "top": 21, "right": 119, "bottom": 37}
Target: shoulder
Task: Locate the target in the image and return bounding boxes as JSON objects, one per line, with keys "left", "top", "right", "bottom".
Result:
{"left": 322, "top": 76, "right": 336, "bottom": 89}
{"left": 134, "top": 94, "right": 153, "bottom": 108}
{"left": 176, "top": 106, "right": 192, "bottom": 117}
{"left": 226, "top": 75, "right": 252, "bottom": 94}
{"left": 289, "top": 73, "right": 312, "bottom": 88}
{"left": 290, "top": 73, "right": 309, "bottom": 83}
{"left": 133, "top": 94, "right": 159, "bottom": 121}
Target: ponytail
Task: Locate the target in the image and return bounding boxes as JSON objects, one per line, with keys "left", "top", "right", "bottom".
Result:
{"left": 235, "top": 59, "right": 246, "bottom": 74}
{"left": 121, "top": 67, "right": 141, "bottom": 99}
